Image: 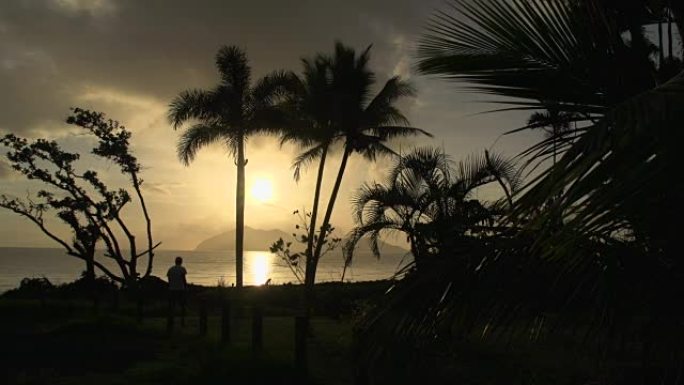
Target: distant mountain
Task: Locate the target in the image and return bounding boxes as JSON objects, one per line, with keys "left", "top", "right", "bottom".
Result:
{"left": 194, "top": 226, "right": 408, "bottom": 255}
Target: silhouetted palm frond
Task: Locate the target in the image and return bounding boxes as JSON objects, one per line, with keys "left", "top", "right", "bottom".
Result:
{"left": 176, "top": 123, "right": 226, "bottom": 165}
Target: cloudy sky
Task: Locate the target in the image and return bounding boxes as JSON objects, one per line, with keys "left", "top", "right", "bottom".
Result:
{"left": 0, "top": 0, "right": 539, "bottom": 250}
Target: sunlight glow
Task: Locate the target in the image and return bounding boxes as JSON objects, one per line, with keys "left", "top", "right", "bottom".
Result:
{"left": 250, "top": 252, "right": 271, "bottom": 285}
{"left": 251, "top": 178, "right": 274, "bottom": 202}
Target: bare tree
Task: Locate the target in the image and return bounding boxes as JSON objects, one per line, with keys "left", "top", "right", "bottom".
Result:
{"left": 0, "top": 108, "right": 159, "bottom": 287}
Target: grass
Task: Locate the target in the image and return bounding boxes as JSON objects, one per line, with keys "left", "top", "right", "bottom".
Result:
{"left": 0, "top": 296, "right": 357, "bottom": 385}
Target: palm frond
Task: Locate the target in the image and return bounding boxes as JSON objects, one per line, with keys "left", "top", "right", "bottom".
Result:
{"left": 168, "top": 89, "right": 219, "bottom": 129}
{"left": 416, "top": 0, "right": 650, "bottom": 116}
{"left": 176, "top": 123, "right": 228, "bottom": 165}
{"left": 215, "top": 45, "right": 251, "bottom": 97}
{"left": 291, "top": 143, "right": 327, "bottom": 181}
{"left": 371, "top": 125, "right": 433, "bottom": 140}
{"left": 517, "top": 70, "right": 684, "bottom": 248}
{"left": 251, "top": 70, "right": 302, "bottom": 106}
{"left": 363, "top": 77, "right": 415, "bottom": 126}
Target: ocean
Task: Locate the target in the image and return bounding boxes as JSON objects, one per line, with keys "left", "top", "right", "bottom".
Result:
{"left": 0, "top": 247, "right": 411, "bottom": 293}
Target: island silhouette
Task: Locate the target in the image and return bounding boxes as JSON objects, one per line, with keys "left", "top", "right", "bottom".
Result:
{"left": 194, "top": 226, "right": 408, "bottom": 256}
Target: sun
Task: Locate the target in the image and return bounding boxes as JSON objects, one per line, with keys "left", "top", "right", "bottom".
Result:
{"left": 251, "top": 178, "right": 274, "bottom": 202}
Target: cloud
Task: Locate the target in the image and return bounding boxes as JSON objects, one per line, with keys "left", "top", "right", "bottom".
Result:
{"left": 143, "top": 182, "right": 186, "bottom": 196}
{"left": 50, "top": 0, "right": 116, "bottom": 16}
{"left": 0, "top": 0, "right": 536, "bottom": 249}
{"left": 0, "top": 159, "right": 15, "bottom": 180}
{"left": 0, "top": 0, "right": 441, "bottom": 135}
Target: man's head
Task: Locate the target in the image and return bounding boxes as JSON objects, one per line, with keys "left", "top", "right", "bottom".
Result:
{"left": 175, "top": 256, "right": 183, "bottom": 266}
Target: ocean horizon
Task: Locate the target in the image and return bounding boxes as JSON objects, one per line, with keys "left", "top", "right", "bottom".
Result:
{"left": 0, "top": 247, "right": 411, "bottom": 293}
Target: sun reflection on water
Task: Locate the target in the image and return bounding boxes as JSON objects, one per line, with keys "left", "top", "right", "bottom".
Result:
{"left": 250, "top": 252, "right": 271, "bottom": 285}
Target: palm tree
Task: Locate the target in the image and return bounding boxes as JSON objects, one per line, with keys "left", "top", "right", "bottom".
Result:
{"left": 278, "top": 55, "right": 336, "bottom": 293}
{"left": 351, "top": 1, "right": 684, "bottom": 381}
{"left": 526, "top": 106, "right": 575, "bottom": 166}
{"left": 169, "top": 46, "right": 292, "bottom": 288}
{"left": 283, "top": 42, "right": 431, "bottom": 292}
{"left": 346, "top": 147, "right": 519, "bottom": 269}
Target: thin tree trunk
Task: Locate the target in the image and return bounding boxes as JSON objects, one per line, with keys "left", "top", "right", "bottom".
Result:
{"left": 132, "top": 176, "right": 155, "bottom": 278}
{"left": 85, "top": 254, "right": 95, "bottom": 282}
{"left": 304, "top": 145, "right": 328, "bottom": 295}
{"left": 311, "top": 146, "right": 351, "bottom": 286}
{"left": 668, "top": 7, "right": 674, "bottom": 59}
{"left": 235, "top": 134, "right": 246, "bottom": 289}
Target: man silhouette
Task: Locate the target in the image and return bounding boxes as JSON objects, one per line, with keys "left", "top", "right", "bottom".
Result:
{"left": 167, "top": 256, "right": 187, "bottom": 329}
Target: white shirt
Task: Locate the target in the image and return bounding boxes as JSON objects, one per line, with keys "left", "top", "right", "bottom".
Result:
{"left": 167, "top": 265, "right": 187, "bottom": 291}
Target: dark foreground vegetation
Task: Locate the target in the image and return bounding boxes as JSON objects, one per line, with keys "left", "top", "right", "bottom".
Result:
{"left": 2, "top": 276, "right": 680, "bottom": 385}
{"left": 1, "top": 278, "right": 393, "bottom": 385}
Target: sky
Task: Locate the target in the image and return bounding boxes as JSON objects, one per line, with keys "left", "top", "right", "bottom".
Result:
{"left": 0, "top": 0, "right": 540, "bottom": 250}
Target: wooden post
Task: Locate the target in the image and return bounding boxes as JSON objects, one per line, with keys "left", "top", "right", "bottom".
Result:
{"left": 295, "top": 315, "right": 308, "bottom": 374}
{"left": 252, "top": 306, "right": 263, "bottom": 352}
{"left": 221, "top": 300, "right": 231, "bottom": 345}
{"left": 166, "top": 299, "right": 174, "bottom": 335}
{"left": 199, "top": 300, "right": 208, "bottom": 337}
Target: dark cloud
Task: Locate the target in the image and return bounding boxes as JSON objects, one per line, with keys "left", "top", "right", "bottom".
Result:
{"left": 0, "top": 0, "right": 539, "bottom": 249}
{"left": 0, "top": 0, "right": 439, "bottom": 134}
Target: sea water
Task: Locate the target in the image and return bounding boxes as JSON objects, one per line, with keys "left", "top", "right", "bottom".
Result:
{"left": 0, "top": 247, "right": 411, "bottom": 293}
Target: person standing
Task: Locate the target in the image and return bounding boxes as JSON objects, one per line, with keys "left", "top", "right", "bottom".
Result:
{"left": 167, "top": 256, "right": 187, "bottom": 329}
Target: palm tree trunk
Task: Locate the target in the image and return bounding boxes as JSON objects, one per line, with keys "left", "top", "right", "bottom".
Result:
{"left": 304, "top": 145, "right": 328, "bottom": 293}
{"left": 235, "top": 134, "right": 246, "bottom": 289}
{"left": 659, "top": 18, "right": 665, "bottom": 66}
{"left": 311, "top": 146, "right": 352, "bottom": 286}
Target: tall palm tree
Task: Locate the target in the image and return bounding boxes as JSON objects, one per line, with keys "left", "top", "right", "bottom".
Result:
{"left": 284, "top": 42, "right": 431, "bottom": 291}
{"left": 169, "top": 46, "right": 292, "bottom": 288}
{"left": 278, "top": 55, "right": 336, "bottom": 292}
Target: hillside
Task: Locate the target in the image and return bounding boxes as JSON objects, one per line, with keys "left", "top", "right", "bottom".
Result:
{"left": 194, "top": 226, "right": 408, "bottom": 255}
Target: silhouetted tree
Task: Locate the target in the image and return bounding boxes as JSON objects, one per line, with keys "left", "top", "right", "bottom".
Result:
{"left": 280, "top": 42, "right": 430, "bottom": 301}
{"left": 351, "top": 0, "right": 684, "bottom": 382}
{"left": 345, "top": 147, "right": 519, "bottom": 269}
{"left": 269, "top": 209, "right": 342, "bottom": 284}
{"left": 169, "top": 46, "right": 292, "bottom": 288}
{"left": 0, "top": 108, "right": 159, "bottom": 287}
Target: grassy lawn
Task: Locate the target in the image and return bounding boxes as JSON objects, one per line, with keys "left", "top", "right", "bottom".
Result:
{"left": 0, "top": 298, "right": 355, "bottom": 385}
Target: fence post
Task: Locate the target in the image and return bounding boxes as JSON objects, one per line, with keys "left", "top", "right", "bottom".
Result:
{"left": 295, "top": 315, "right": 308, "bottom": 374}
{"left": 252, "top": 306, "right": 263, "bottom": 353}
{"left": 166, "top": 299, "right": 174, "bottom": 335}
{"left": 199, "top": 300, "right": 208, "bottom": 337}
{"left": 221, "top": 300, "right": 231, "bottom": 345}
